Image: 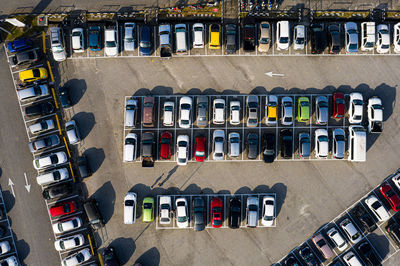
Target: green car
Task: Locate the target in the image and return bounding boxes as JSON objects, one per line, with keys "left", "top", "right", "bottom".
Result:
{"left": 142, "top": 197, "right": 154, "bottom": 222}
{"left": 298, "top": 97, "right": 310, "bottom": 122}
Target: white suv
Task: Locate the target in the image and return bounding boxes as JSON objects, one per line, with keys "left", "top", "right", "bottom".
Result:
{"left": 276, "top": 21, "right": 289, "bottom": 50}
{"left": 104, "top": 28, "right": 118, "bottom": 56}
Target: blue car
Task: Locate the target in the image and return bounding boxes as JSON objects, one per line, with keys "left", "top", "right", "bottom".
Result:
{"left": 88, "top": 26, "right": 102, "bottom": 51}
{"left": 140, "top": 25, "right": 152, "bottom": 56}
{"left": 7, "top": 38, "right": 33, "bottom": 53}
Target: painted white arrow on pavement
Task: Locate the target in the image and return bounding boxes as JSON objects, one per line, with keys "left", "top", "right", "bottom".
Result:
{"left": 8, "top": 178, "right": 15, "bottom": 197}
{"left": 265, "top": 71, "right": 285, "bottom": 77}
{"left": 24, "top": 173, "right": 30, "bottom": 193}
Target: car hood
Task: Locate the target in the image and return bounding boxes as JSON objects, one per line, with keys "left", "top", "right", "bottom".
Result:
{"left": 354, "top": 105, "right": 363, "bottom": 115}
{"left": 53, "top": 49, "right": 66, "bottom": 61}
{"left": 124, "top": 41, "right": 134, "bottom": 51}
{"left": 373, "top": 109, "right": 383, "bottom": 121}
{"left": 105, "top": 46, "right": 118, "bottom": 56}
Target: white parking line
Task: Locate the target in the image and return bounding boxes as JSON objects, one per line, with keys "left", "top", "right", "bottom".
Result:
{"left": 11, "top": 63, "right": 44, "bottom": 74}
{"left": 25, "top": 113, "right": 56, "bottom": 124}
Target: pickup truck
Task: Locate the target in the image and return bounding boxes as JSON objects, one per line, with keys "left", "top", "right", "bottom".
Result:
{"left": 367, "top": 97, "right": 383, "bottom": 133}
{"left": 159, "top": 24, "right": 172, "bottom": 58}
{"left": 243, "top": 23, "right": 255, "bottom": 52}
{"left": 141, "top": 132, "right": 155, "bottom": 167}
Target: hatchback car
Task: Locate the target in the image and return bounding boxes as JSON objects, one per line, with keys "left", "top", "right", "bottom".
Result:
{"left": 211, "top": 197, "right": 223, "bottom": 228}
{"left": 192, "top": 23, "right": 204, "bottom": 48}
{"left": 246, "top": 197, "right": 259, "bottom": 228}
{"left": 25, "top": 102, "right": 54, "bottom": 117}
{"left": 280, "top": 129, "right": 293, "bottom": 159}
{"left": 312, "top": 233, "right": 334, "bottom": 259}
{"left": 196, "top": 96, "right": 208, "bottom": 127}
{"left": 394, "top": 23, "right": 400, "bottom": 54}
{"left": 281, "top": 97, "right": 293, "bottom": 126}
{"left": 28, "top": 134, "right": 60, "bottom": 153}
{"left": 332, "top": 92, "right": 345, "bottom": 119}
{"left": 351, "top": 204, "right": 377, "bottom": 233}
{"left": 9, "top": 49, "right": 38, "bottom": 67}
{"left": 315, "top": 96, "right": 329, "bottom": 125}
{"left": 123, "top": 133, "right": 137, "bottom": 162}
{"left": 124, "top": 22, "right": 136, "bottom": 51}
{"left": 125, "top": 99, "right": 138, "bottom": 127}
{"left": 340, "top": 218, "right": 362, "bottom": 244}
{"left": 65, "top": 120, "right": 81, "bottom": 145}
{"left": 7, "top": 38, "right": 33, "bottom": 53}
{"left": 261, "top": 196, "right": 275, "bottom": 226}
{"left": 209, "top": 24, "right": 221, "bottom": 49}
{"left": 213, "top": 130, "right": 225, "bottom": 160}
{"left": 36, "top": 168, "right": 69, "bottom": 186}
{"left": 50, "top": 200, "right": 77, "bottom": 217}
{"left": 88, "top": 26, "right": 102, "bottom": 51}
{"left": 18, "top": 84, "right": 49, "bottom": 101}
{"left": 327, "top": 227, "right": 348, "bottom": 251}
{"left": 52, "top": 216, "right": 82, "bottom": 234}
{"left": 297, "top": 97, "right": 310, "bottom": 122}
{"left": 293, "top": 25, "right": 305, "bottom": 50}
{"left": 225, "top": 24, "right": 237, "bottom": 54}
{"left": 276, "top": 21, "right": 289, "bottom": 50}
{"left": 258, "top": 22, "right": 271, "bottom": 52}
{"left": 33, "top": 151, "right": 67, "bottom": 170}
{"left": 265, "top": 95, "right": 278, "bottom": 125}
{"left": 142, "top": 197, "right": 154, "bottom": 222}
{"left": 176, "top": 198, "right": 189, "bottom": 228}
{"left": 179, "top": 96, "right": 192, "bottom": 128}
{"left": 29, "top": 119, "right": 54, "bottom": 134}
{"left": 213, "top": 98, "right": 225, "bottom": 124}
{"left": 42, "top": 182, "right": 73, "bottom": 200}
{"left": 328, "top": 24, "right": 341, "bottom": 54}
{"left": 298, "top": 133, "right": 311, "bottom": 158}
{"left": 194, "top": 136, "right": 206, "bottom": 162}
{"left": 54, "top": 234, "right": 84, "bottom": 251}
{"left": 332, "top": 128, "right": 345, "bottom": 159}
{"left": 380, "top": 184, "right": 400, "bottom": 212}
{"left": 19, "top": 67, "right": 48, "bottom": 83}
{"left": 163, "top": 101, "right": 174, "bottom": 127}
{"left": 361, "top": 22, "right": 375, "bottom": 52}
{"left": 376, "top": 24, "right": 390, "bottom": 54}
{"left": 192, "top": 197, "right": 205, "bottom": 231}
{"left": 228, "top": 197, "right": 241, "bottom": 229}
{"left": 345, "top": 22, "right": 358, "bottom": 53}
{"left": 159, "top": 196, "right": 172, "bottom": 225}
{"left": 299, "top": 245, "right": 318, "bottom": 266}
{"left": 349, "top": 92, "right": 363, "bottom": 124}
{"left": 315, "top": 129, "right": 329, "bottom": 158}
{"left": 159, "top": 131, "right": 172, "bottom": 160}
{"left": 228, "top": 132, "right": 241, "bottom": 158}
{"left": 262, "top": 133, "right": 275, "bottom": 163}
{"left": 246, "top": 133, "right": 258, "bottom": 160}
{"left": 59, "top": 86, "right": 72, "bottom": 109}
{"left": 104, "top": 28, "right": 118, "bottom": 56}
{"left": 229, "top": 101, "right": 241, "bottom": 125}
{"left": 140, "top": 25, "right": 152, "bottom": 56}
{"left": 176, "top": 135, "right": 189, "bottom": 165}
{"left": 71, "top": 28, "right": 84, "bottom": 53}
{"left": 310, "top": 23, "right": 327, "bottom": 54}
{"left": 62, "top": 248, "right": 92, "bottom": 266}
{"left": 246, "top": 95, "right": 259, "bottom": 127}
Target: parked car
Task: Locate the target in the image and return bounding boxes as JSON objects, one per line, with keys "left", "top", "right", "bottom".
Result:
{"left": 315, "top": 129, "right": 328, "bottom": 158}
{"left": 258, "top": 22, "right": 271, "bottom": 52}
{"left": 280, "top": 129, "right": 292, "bottom": 159}
{"left": 332, "top": 128, "right": 345, "bottom": 159}
{"left": 7, "top": 38, "right": 33, "bottom": 53}
{"left": 54, "top": 234, "right": 84, "bottom": 251}
{"left": 283, "top": 255, "right": 301, "bottom": 266}
{"left": 299, "top": 245, "right": 318, "bottom": 265}
{"left": 351, "top": 204, "right": 377, "bottom": 233}
{"left": 50, "top": 27, "right": 66, "bottom": 61}
{"left": 84, "top": 199, "right": 105, "bottom": 229}
{"left": 62, "top": 248, "right": 92, "bottom": 266}
{"left": 105, "top": 28, "right": 118, "bottom": 56}
{"left": 297, "top": 96, "right": 310, "bottom": 122}
{"left": 315, "top": 96, "right": 329, "bottom": 125}
{"left": 9, "top": 49, "right": 38, "bottom": 66}
{"left": 50, "top": 200, "right": 77, "bottom": 217}
{"left": 179, "top": 96, "right": 192, "bottom": 128}
{"left": 19, "top": 67, "right": 48, "bottom": 83}
{"left": 376, "top": 24, "right": 390, "bottom": 54}
{"left": 52, "top": 216, "right": 82, "bottom": 234}
{"left": 163, "top": 101, "right": 174, "bottom": 127}
{"left": 176, "top": 135, "right": 189, "bottom": 165}
{"left": 281, "top": 97, "right": 293, "bottom": 126}
{"left": 225, "top": 24, "right": 237, "bottom": 54}
{"left": 310, "top": 23, "right": 327, "bottom": 54}
{"left": 312, "top": 233, "right": 334, "bottom": 259}
{"left": 141, "top": 132, "right": 155, "bottom": 167}
{"left": 392, "top": 172, "right": 400, "bottom": 191}
{"left": 59, "top": 86, "right": 72, "bottom": 109}
{"left": 211, "top": 197, "right": 223, "bottom": 228}
{"left": 261, "top": 196, "right": 275, "bottom": 226}
{"left": 299, "top": 133, "right": 311, "bottom": 158}
{"left": 29, "top": 119, "right": 55, "bottom": 134}
{"left": 176, "top": 198, "right": 189, "bottom": 228}
{"left": 246, "top": 133, "right": 258, "bottom": 159}
{"left": 18, "top": 84, "right": 49, "bottom": 101}
{"left": 340, "top": 218, "right": 362, "bottom": 244}
{"left": 65, "top": 120, "right": 81, "bottom": 145}
{"left": 192, "top": 23, "right": 204, "bottom": 48}
{"left": 345, "top": 22, "right": 358, "bottom": 53}
{"left": 159, "top": 196, "right": 172, "bottom": 225}
{"left": 125, "top": 99, "right": 138, "bottom": 127}
{"left": 228, "top": 132, "right": 240, "bottom": 158}
{"left": 262, "top": 133, "right": 275, "bottom": 163}
{"left": 25, "top": 101, "right": 54, "bottom": 117}
{"left": 196, "top": 96, "right": 208, "bottom": 127}
{"left": 265, "top": 95, "right": 278, "bottom": 125}
{"left": 357, "top": 241, "right": 381, "bottom": 266}
{"left": 213, "top": 98, "right": 225, "bottom": 124}
{"left": 77, "top": 155, "right": 91, "bottom": 178}
{"left": 228, "top": 197, "right": 241, "bottom": 229}
{"left": 229, "top": 100, "right": 240, "bottom": 125}
{"left": 394, "top": 23, "right": 400, "bottom": 54}
{"left": 293, "top": 25, "right": 305, "bottom": 50}
{"left": 380, "top": 184, "right": 400, "bottom": 212}
{"left": 142, "top": 97, "right": 155, "bottom": 127}
{"left": 33, "top": 151, "right": 67, "bottom": 170}
{"left": 123, "top": 133, "right": 137, "bottom": 162}
{"left": 367, "top": 97, "right": 383, "bottom": 133}
{"left": 88, "top": 26, "right": 102, "bottom": 51}
{"left": 0, "top": 240, "right": 11, "bottom": 255}
{"left": 386, "top": 222, "right": 400, "bottom": 248}
{"left": 343, "top": 251, "right": 363, "bottom": 266}
{"left": 243, "top": 22, "right": 256, "bottom": 51}
{"left": 328, "top": 24, "right": 341, "bottom": 54}
{"left": 349, "top": 92, "right": 363, "bottom": 124}
{"left": 213, "top": 130, "right": 225, "bottom": 160}
{"left": 124, "top": 22, "right": 136, "bottom": 51}
{"left": 28, "top": 134, "right": 59, "bottom": 153}
{"left": 246, "top": 95, "right": 259, "bottom": 127}
{"left": 159, "top": 23, "right": 172, "bottom": 58}
{"left": 276, "top": 21, "right": 289, "bottom": 50}
{"left": 36, "top": 167, "right": 69, "bottom": 186}
{"left": 209, "top": 24, "right": 221, "bottom": 49}
{"left": 192, "top": 197, "right": 205, "bottom": 231}
{"left": 71, "top": 28, "right": 85, "bottom": 53}
{"left": 361, "top": 22, "right": 375, "bottom": 51}
{"left": 159, "top": 131, "right": 172, "bottom": 160}
{"left": 103, "top": 246, "right": 120, "bottom": 266}
{"left": 327, "top": 227, "right": 348, "bottom": 251}
{"left": 332, "top": 92, "right": 345, "bottom": 119}
{"left": 194, "top": 136, "right": 206, "bottom": 162}
{"left": 140, "top": 25, "right": 152, "bottom": 56}
{"left": 246, "top": 196, "right": 259, "bottom": 228}
{"left": 175, "top": 24, "right": 187, "bottom": 54}
{"left": 42, "top": 182, "right": 72, "bottom": 199}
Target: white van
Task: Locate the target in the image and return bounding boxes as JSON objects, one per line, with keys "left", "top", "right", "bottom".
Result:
{"left": 348, "top": 125, "right": 366, "bottom": 162}
{"left": 175, "top": 24, "right": 187, "bottom": 54}
{"left": 124, "top": 192, "right": 137, "bottom": 224}
{"left": 276, "top": 21, "right": 289, "bottom": 50}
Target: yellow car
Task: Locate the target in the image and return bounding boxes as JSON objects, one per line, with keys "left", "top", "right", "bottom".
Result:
{"left": 19, "top": 67, "right": 48, "bottom": 83}
{"left": 209, "top": 24, "right": 221, "bottom": 49}
{"left": 266, "top": 95, "right": 278, "bottom": 125}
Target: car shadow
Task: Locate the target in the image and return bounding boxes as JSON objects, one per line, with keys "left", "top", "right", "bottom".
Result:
{"left": 62, "top": 78, "right": 87, "bottom": 105}
{"left": 91, "top": 181, "right": 115, "bottom": 224}
{"left": 71, "top": 112, "right": 95, "bottom": 140}
{"left": 82, "top": 147, "right": 105, "bottom": 174}
{"left": 135, "top": 247, "right": 160, "bottom": 266}
{"left": 108, "top": 237, "right": 136, "bottom": 265}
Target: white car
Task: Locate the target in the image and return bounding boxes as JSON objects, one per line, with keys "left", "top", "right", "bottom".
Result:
{"left": 54, "top": 234, "right": 84, "bottom": 251}
{"left": 228, "top": 132, "right": 240, "bottom": 158}
{"left": 175, "top": 198, "right": 189, "bottom": 228}
{"left": 392, "top": 172, "right": 400, "bottom": 191}
{"left": 315, "top": 96, "right": 329, "bottom": 125}
{"left": 340, "top": 218, "right": 361, "bottom": 244}
{"left": 349, "top": 92, "right": 363, "bottom": 124}
{"left": 0, "top": 256, "right": 18, "bottom": 266}
{"left": 123, "top": 133, "right": 137, "bottom": 162}
{"left": 293, "top": 25, "right": 305, "bottom": 50}
{"left": 17, "top": 84, "right": 49, "bottom": 101}
{"left": 343, "top": 251, "right": 363, "bottom": 266}
{"left": 332, "top": 128, "right": 345, "bottom": 159}
{"left": 104, "top": 28, "right": 118, "bottom": 56}
{"left": 261, "top": 196, "right": 275, "bottom": 226}
{"left": 327, "top": 227, "right": 348, "bottom": 251}
{"left": 62, "top": 248, "right": 92, "bottom": 266}
{"left": 159, "top": 196, "right": 172, "bottom": 225}
{"left": 265, "top": 95, "right": 278, "bottom": 125}
{"left": 125, "top": 99, "right": 137, "bottom": 127}
{"left": 124, "top": 23, "right": 135, "bottom": 51}
{"left": 65, "top": 120, "right": 81, "bottom": 145}
{"left": 365, "top": 195, "right": 390, "bottom": 222}
{"left": 176, "top": 135, "right": 189, "bottom": 165}
{"left": 213, "top": 98, "right": 225, "bottom": 124}
{"left": 376, "top": 24, "right": 390, "bottom": 54}
{"left": 36, "top": 168, "right": 69, "bottom": 186}
{"left": 360, "top": 22, "right": 375, "bottom": 51}
{"left": 394, "top": 23, "right": 400, "bottom": 53}
{"left": 276, "top": 21, "right": 289, "bottom": 50}
{"left": 71, "top": 28, "right": 84, "bottom": 53}
{"left": 29, "top": 119, "right": 55, "bottom": 134}
{"left": 53, "top": 217, "right": 82, "bottom": 234}
{"left": 179, "top": 96, "right": 192, "bottom": 128}
{"left": 28, "top": 134, "right": 60, "bottom": 153}
{"left": 281, "top": 97, "right": 293, "bottom": 126}
{"left": 163, "top": 101, "right": 174, "bottom": 127}
{"left": 213, "top": 130, "right": 225, "bottom": 160}
{"left": 315, "top": 129, "right": 329, "bottom": 158}
{"left": 192, "top": 23, "right": 204, "bottom": 48}
{"left": 33, "top": 151, "right": 67, "bottom": 170}
{"left": 229, "top": 101, "right": 241, "bottom": 125}
{"left": 0, "top": 240, "right": 10, "bottom": 255}
{"left": 50, "top": 27, "right": 66, "bottom": 62}
{"left": 124, "top": 192, "right": 137, "bottom": 224}
{"left": 345, "top": 22, "right": 358, "bottom": 53}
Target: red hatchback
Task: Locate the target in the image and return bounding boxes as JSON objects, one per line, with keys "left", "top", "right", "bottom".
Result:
{"left": 332, "top": 92, "right": 345, "bottom": 119}
{"left": 211, "top": 197, "right": 223, "bottom": 228}
{"left": 194, "top": 136, "right": 206, "bottom": 162}
{"left": 50, "top": 201, "right": 77, "bottom": 217}
{"left": 159, "top": 131, "right": 172, "bottom": 160}
{"left": 380, "top": 184, "right": 400, "bottom": 212}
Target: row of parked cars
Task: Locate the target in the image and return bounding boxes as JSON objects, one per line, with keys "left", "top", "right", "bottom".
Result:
{"left": 123, "top": 193, "right": 276, "bottom": 229}
{"left": 281, "top": 170, "right": 400, "bottom": 266}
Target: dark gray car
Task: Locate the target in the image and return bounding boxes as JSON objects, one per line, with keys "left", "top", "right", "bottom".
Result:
{"left": 328, "top": 24, "right": 341, "bottom": 54}
{"left": 225, "top": 24, "right": 237, "bottom": 54}
{"left": 299, "top": 133, "right": 311, "bottom": 157}
{"left": 10, "top": 49, "right": 38, "bottom": 66}
{"left": 196, "top": 96, "right": 208, "bottom": 127}
{"left": 247, "top": 133, "right": 258, "bottom": 159}
{"left": 192, "top": 197, "right": 205, "bottom": 231}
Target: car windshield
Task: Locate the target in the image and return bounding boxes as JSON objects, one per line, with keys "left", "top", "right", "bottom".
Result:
{"left": 352, "top": 232, "right": 360, "bottom": 241}
{"left": 349, "top": 43, "right": 357, "bottom": 50}
{"left": 178, "top": 158, "right": 186, "bottom": 163}
{"left": 371, "top": 201, "right": 381, "bottom": 210}
{"left": 58, "top": 223, "right": 63, "bottom": 231}
{"left": 215, "top": 137, "right": 223, "bottom": 143}
{"left": 249, "top": 205, "right": 258, "bottom": 211}
{"left": 300, "top": 101, "right": 309, "bottom": 106}
{"left": 161, "top": 218, "right": 170, "bottom": 222}
{"left": 230, "top": 137, "right": 239, "bottom": 143}
{"left": 248, "top": 139, "right": 257, "bottom": 145}
{"left": 161, "top": 138, "right": 170, "bottom": 144}
{"left": 164, "top": 106, "right": 173, "bottom": 111}
{"left": 215, "top": 152, "right": 223, "bottom": 157}
{"left": 50, "top": 154, "right": 59, "bottom": 164}
{"left": 284, "top": 117, "right": 292, "bottom": 123}
{"left": 301, "top": 138, "right": 310, "bottom": 143}
{"left": 353, "top": 99, "right": 363, "bottom": 105}
{"left": 364, "top": 42, "right": 374, "bottom": 48}
{"left": 296, "top": 37, "right": 304, "bottom": 44}
{"left": 178, "top": 141, "right": 187, "bottom": 147}
{"left": 140, "top": 41, "right": 151, "bottom": 48}
{"left": 231, "top": 206, "right": 240, "bottom": 212}
{"left": 264, "top": 216, "right": 273, "bottom": 221}
{"left": 125, "top": 200, "right": 134, "bottom": 206}
{"left": 319, "top": 101, "right": 328, "bottom": 108}
{"left": 231, "top": 106, "right": 239, "bottom": 111}
{"left": 268, "top": 101, "right": 276, "bottom": 107}
{"left": 316, "top": 239, "right": 325, "bottom": 248}
{"left": 144, "top": 102, "right": 153, "bottom": 108}
{"left": 318, "top": 136, "right": 328, "bottom": 142}
{"left": 161, "top": 204, "right": 170, "bottom": 210}
{"left": 336, "top": 98, "right": 345, "bottom": 104}
{"left": 63, "top": 204, "right": 71, "bottom": 213}
{"left": 249, "top": 119, "right": 257, "bottom": 124}
{"left": 143, "top": 203, "right": 152, "bottom": 209}
{"left": 354, "top": 115, "right": 362, "bottom": 120}
{"left": 76, "top": 253, "right": 85, "bottom": 263}
{"left": 194, "top": 27, "right": 203, "bottom": 32}
{"left": 181, "top": 120, "right": 189, "bottom": 125}
{"left": 335, "top": 135, "right": 345, "bottom": 141}
{"left": 142, "top": 139, "right": 152, "bottom": 145}
{"left": 372, "top": 104, "right": 382, "bottom": 109}
{"left": 125, "top": 37, "right": 134, "bottom": 42}
{"left": 176, "top": 28, "right": 185, "bottom": 32}
{"left": 181, "top": 104, "right": 191, "bottom": 110}
{"left": 195, "top": 151, "right": 205, "bottom": 157}
{"left": 125, "top": 138, "right": 135, "bottom": 145}
{"left": 32, "top": 69, "right": 40, "bottom": 77}
{"left": 126, "top": 104, "right": 136, "bottom": 110}
{"left": 106, "top": 41, "right": 116, "bottom": 47}
{"left": 284, "top": 101, "right": 292, "bottom": 107}
{"left": 283, "top": 136, "right": 292, "bottom": 141}
{"left": 385, "top": 189, "right": 394, "bottom": 197}
{"left": 178, "top": 216, "right": 187, "bottom": 222}
{"left": 260, "top": 37, "right": 269, "bottom": 44}
{"left": 53, "top": 171, "right": 61, "bottom": 180}
{"left": 280, "top": 37, "right": 288, "bottom": 43}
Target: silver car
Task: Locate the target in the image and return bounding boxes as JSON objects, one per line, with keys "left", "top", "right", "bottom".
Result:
{"left": 298, "top": 133, "right": 310, "bottom": 158}
{"left": 124, "top": 23, "right": 136, "bottom": 51}
{"left": 228, "top": 132, "right": 240, "bottom": 158}
{"left": 213, "top": 130, "right": 225, "bottom": 160}
{"left": 315, "top": 96, "right": 328, "bottom": 125}
{"left": 246, "top": 95, "right": 259, "bottom": 127}
{"left": 332, "top": 128, "right": 345, "bottom": 159}
{"left": 196, "top": 96, "right": 208, "bottom": 127}
{"left": 281, "top": 97, "right": 293, "bottom": 126}
{"left": 28, "top": 134, "right": 60, "bottom": 153}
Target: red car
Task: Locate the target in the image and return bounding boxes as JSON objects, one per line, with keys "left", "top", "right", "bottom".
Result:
{"left": 194, "top": 136, "right": 206, "bottom": 162}
{"left": 332, "top": 92, "right": 345, "bottom": 119}
{"left": 380, "top": 184, "right": 400, "bottom": 212}
{"left": 159, "top": 131, "right": 172, "bottom": 160}
{"left": 211, "top": 197, "right": 223, "bottom": 228}
{"left": 50, "top": 201, "right": 77, "bottom": 218}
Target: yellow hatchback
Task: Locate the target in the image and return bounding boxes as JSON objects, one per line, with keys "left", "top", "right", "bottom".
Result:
{"left": 209, "top": 24, "right": 221, "bottom": 49}
{"left": 266, "top": 95, "right": 278, "bottom": 125}
{"left": 19, "top": 67, "right": 48, "bottom": 83}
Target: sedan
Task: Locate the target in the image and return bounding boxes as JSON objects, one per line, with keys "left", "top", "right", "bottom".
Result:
{"left": 103, "top": 246, "right": 120, "bottom": 266}
{"left": 159, "top": 196, "right": 171, "bottom": 225}
{"left": 176, "top": 198, "right": 189, "bottom": 228}
{"left": 351, "top": 204, "right": 377, "bottom": 233}
{"left": 123, "top": 133, "right": 137, "bottom": 162}
{"left": 315, "top": 129, "right": 328, "bottom": 158}
{"left": 349, "top": 92, "right": 364, "bottom": 124}
{"left": 394, "top": 22, "right": 400, "bottom": 54}
{"left": 310, "top": 23, "right": 327, "bottom": 54}
{"left": 29, "top": 119, "right": 55, "bottom": 134}
{"left": 246, "top": 133, "right": 258, "bottom": 160}
{"left": 19, "top": 67, "right": 48, "bottom": 84}
{"left": 163, "top": 101, "right": 174, "bottom": 127}
{"left": 357, "top": 241, "right": 381, "bottom": 266}
{"left": 159, "top": 131, "right": 172, "bottom": 160}
{"left": 332, "top": 128, "right": 345, "bottom": 159}
{"left": 213, "top": 98, "right": 225, "bottom": 124}
{"left": 104, "top": 28, "right": 118, "bottom": 56}
{"left": 50, "top": 200, "right": 77, "bottom": 218}
{"left": 211, "top": 197, "right": 223, "bottom": 228}
{"left": 124, "top": 22, "right": 136, "bottom": 51}
{"left": 345, "top": 22, "right": 358, "bottom": 53}
{"left": 380, "top": 184, "right": 400, "bottom": 212}
{"left": 125, "top": 99, "right": 138, "bottom": 127}
{"left": 258, "top": 22, "right": 271, "bottom": 52}
{"left": 54, "top": 234, "right": 84, "bottom": 251}
{"left": 36, "top": 168, "right": 69, "bottom": 186}
{"left": 281, "top": 97, "right": 293, "bottom": 126}
{"left": 139, "top": 25, "right": 152, "bottom": 56}
{"left": 315, "top": 96, "right": 328, "bottom": 125}
{"left": 124, "top": 192, "right": 137, "bottom": 225}
{"left": 17, "top": 84, "right": 49, "bottom": 101}
{"left": 265, "top": 95, "right": 278, "bottom": 125}
{"left": 340, "top": 218, "right": 362, "bottom": 244}
{"left": 376, "top": 24, "right": 390, "bottom": 54}
{"left": 228, "top": 132, "right": 240, "bottom": 158}
{"left": 228, "top": 197, "right": 241, "bottom": 229}
{"left": 88, "top": 26, "right": 102, "bottom": 51}
{"left": 293, "top": 25, "right": 305, "bottom": 50}
{"left": 246, "top": 95, "right": 259, "bottom": 127}
{"left": 328, "top": 24, "right": 341, "bottom": 54}
{"left": 261, "top": 196, "right": 275, "bottom": 226}
{"left": 28, "top": 134, "right": 60, "bottom": 153}
{"left": 327, "top": 227, "right": 348, "bottom": 251}
{"left": 65, "top": 120, "right": 81, "bottom": 145}
{"left": 299, "top": 133, "right": 310, "bottom": 158}
{"left": 52, "top": 216, "right": 82, "bottom": 234}
{"left": 312, "top": 233, "right": 334, "bottom": 259}
{"left": 142, "top": 197, "right": 154, "bottom": 223}
{"left": 332, "top": 92, "right": 345, "bottom": 119}
{"left": 213, "top": 130, "right": 225, "bottom": 160}
{"left": 176, "top": 135, "right": 189, "bottom": 165}
{"left": 42, "top": 182, "right": 73, "bottom": 200}
{"left": 59, "top": 86, "right": 72, "bottom": 109}
{"left": 229, "top": 100, "right": 241, "bottom": 125}
{"left": 179, "top": 96, "right": 192, "bottom": 128}
{"left": 194, "top": 136, "right": 206, "bottom": 162}
{"left": 9, "top": 49, "right": 38, "bottom": 67}
{"left": 262, "top": 133, "right": 275, "bottom": 163}
{"left": 280, "top": 129, "right": 293, "bottom": 159}
{"left": 62, "top": 248, "right": 92, "bottom": 266}
{"left": 25, "top": 102, "right": 54, "bottom": 117}
{"left": 7, "top": 38, "right": 33, "bottom": 53}
{"left": 196, "top": 96, "right": 208, "bottom": 127}
{"left": 343, "top": 251, "right": 363, "bottom": 266}
{"left": 192, "top": 197, "right": 205, "bottom": 231}
{"left": 33, "top": 151, "right": 67, "bottom": 170}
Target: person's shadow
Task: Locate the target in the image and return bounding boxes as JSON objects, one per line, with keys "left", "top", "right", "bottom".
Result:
{"left": 158, "top": 166, "right": 179, "bottom": 187}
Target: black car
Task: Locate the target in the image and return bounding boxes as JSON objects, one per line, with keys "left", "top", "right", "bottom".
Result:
{"left": 78, "top": 155, "right": 92, "bottom": 178}
{"left": 351, "top": 204, "right": 377, "bottom": 233}
{"left": 310, "top": 24, "right": 327, "bottom": 54}
{"left": 103, "top": 246, "right": 120, "bottom": 266}
{"left": 262, "top": 133, "right": 275, "bottom": 163}
{"left": 386, "top": 222, "right": 400, "bottom": 248}
{"left": 243, "top": 21, "right": 256, "bottom": 51}
{"left": 299, "top": 245, "right": 318, "bottom": 265}
{"left": 25, "top": 102, "right": 54, "bottom": 117}
{"left": 357, "top": 241, "right": 381, "bottom": 266}
{"left": 10, "top": 49, "right": 39, "bottom": 66}
{"left": 283, "top": 255, "right": 301, "bottom": 266}
{"left": 247, "top": 133, "right": 258, "bottom": 159}
{"left": 42, "top": 182, "right": 73, "bottom": 200}
{"left": 328, "top": 24, "right": 340, "bottom": 54}
{"left": 280, "top": 129, "right": 293, "bottom": 159}
{"left": 228, "top": 197, "right": 241, "bottom": 229}
{"left": 59, "top": 87, "right": 72, "bottom": 109}
{"left": 139, "top": 25, "right": 152, "bottom": 56}
{"left": 192, "top": 197, "right": 205, "bottom": 231}
{"left": 225, "top": 24, "right": 237, "bottom": 54}
{"left": 0, "top": 225, "right": 6, "bottom": 238}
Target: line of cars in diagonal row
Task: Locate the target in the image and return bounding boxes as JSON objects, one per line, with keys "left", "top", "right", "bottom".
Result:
{"left": 281, "top": 170, "right": 400, "bottom": 266}
{"left": 123, "top": 193, "right": 276, "bottom": 229}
